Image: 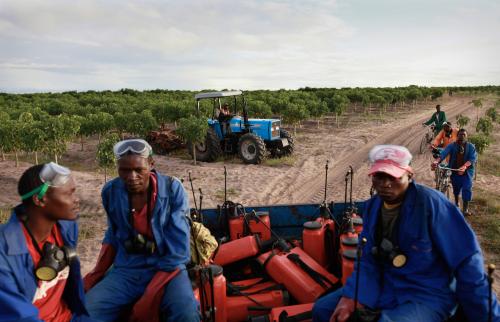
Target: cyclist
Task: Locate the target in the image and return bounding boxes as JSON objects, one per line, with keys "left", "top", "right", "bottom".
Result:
{"left": 432, "top": 129, "right": 477, "bottom": 216}
{"left": 423, "top": 104, "right": 447, "bottom": 136}
{"left": 430, "top": 121, "right": 458, "bottom": 160}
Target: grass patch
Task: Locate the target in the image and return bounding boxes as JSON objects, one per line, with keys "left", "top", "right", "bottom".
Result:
{"left": 468, "top": 188, "right": 500, "bottom": 263}
{"left": 264, "top": 155, "right": 296, "bottom": 167}
{"left": 478, "top": 153, "right": 500, "bottom": 177}
{"left": 214, "top": 188, "right": 239, "bottom": 202}
{"left": 168, "top": 148, "right": 192, "bottom": 160}
{"left": 0, "top": 206, "right": 12, "bottom": 224}
{"left": 78, "top": 214, "right": 98, "bottom": 241}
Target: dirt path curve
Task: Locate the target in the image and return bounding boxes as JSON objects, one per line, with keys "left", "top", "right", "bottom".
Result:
{"left": 284, "top": 97, "right": 472, "bottom": 204}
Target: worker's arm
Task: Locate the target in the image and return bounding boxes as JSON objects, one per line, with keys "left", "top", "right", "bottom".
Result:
{"left": 431, "top": 201, "right": 500, "bottom": 321}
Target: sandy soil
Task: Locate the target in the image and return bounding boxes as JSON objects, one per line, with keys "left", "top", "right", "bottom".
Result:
{"left": 1, "top": 94, "right": 499, "bottom": 289}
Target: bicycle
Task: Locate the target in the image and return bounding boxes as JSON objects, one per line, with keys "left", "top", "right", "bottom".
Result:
{"left": 419, "top": 124, "right": 435, "bottom": 155}
{"left": 435, "top": 164, "right": 460, "bottom": 199}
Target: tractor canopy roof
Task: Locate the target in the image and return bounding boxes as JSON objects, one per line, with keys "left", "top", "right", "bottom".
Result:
{"left": 194, "top": 90, "right": 242, "bottom": 100}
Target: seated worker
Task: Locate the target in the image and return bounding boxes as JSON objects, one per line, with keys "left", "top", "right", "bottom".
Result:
{"left": 84, "top": 139, "right": 199, "bottom": 322}
{"left": 0, "top": 163, "right": 93, "bottom": 321}
{"left": 423, "top": 104, "right": 447, "bottom": 136}
{"left": 433, "top": 129, "right": 477, "bottom": 216}
{"left": 313, "top": 145, "right": 499, "bottom": 322}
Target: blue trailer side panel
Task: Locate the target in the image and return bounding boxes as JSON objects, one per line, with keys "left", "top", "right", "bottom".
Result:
{"left": 196, "top": 201, "right": 365, "bottom": 239}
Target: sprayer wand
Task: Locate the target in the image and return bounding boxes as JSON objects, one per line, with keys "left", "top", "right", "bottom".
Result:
{"left": 348, "top": 165, "right": 354, "bottom": 209}
{"left": 324, "top": 160, "right": 329, "bottom": 203}
{"left": 224, "top": 166, "right": 227, "bottom": 205}
{"left": 188, "top": 172, "right": 199, "bottom": 216}
{"left": 353, "top": 237, "right": 367, "bottom": 322}
{"left": 198, "top": 188, "right": 204, "bottom": 223}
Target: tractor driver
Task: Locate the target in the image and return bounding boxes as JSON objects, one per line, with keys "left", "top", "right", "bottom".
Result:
{"left": 218, "top": 103, "right": 232, "bottom": 134}
{"left": 313, "top": 145, "right": 499, "bottom": 322}
{"left": 84, "top": 139, "right": 199, "bottom": 322}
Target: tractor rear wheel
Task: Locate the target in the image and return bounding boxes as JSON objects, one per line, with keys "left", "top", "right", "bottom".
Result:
{"left": 187, "top": 128, "right": 222, "bottom": 162}
{"left": 238, "top": 133, "right": 266, "bottom": 164}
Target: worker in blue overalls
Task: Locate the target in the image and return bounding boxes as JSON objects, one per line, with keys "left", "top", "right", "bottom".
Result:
{"left": 433, "top": 128, "right": 477, "bottom": 216}
{"left": 0, "top": 163, "right": 92, "bottom": 321}
{"left": 84, "top": 139, "right": 199, "bottom": 322}
{"left": 313, "top": 144, "right": 499, "bottom": 322}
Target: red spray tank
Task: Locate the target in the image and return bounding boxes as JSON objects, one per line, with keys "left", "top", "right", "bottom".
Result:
{"left": 227, "top": 278, "right": 280, "bottom": 296}
{"left": 257, "top": 247, "right": 339, "bottom": 304}
{"left": 341, "top": 249, "right": 356, "bottom": 285}
{"left": 229, "top": 211, "right": 272, "bottom": 242}
{"left": 352, "top": 215, "right": 363, "bottom": 234}
{"left": 226, "top": 290, "right": 289, "bottom": 322}
{"left": 267, "top": 303, "right": 314, "bottom": 322}
{"left": 340, "top": 231, "right": 358, "bottom": 254}
{"left": 196, "top": 265, "right": 227, "bottom": 322}
{"left": 302, "top": 218, "right": 335, "bottom": 268}
{"left": 213, "top": 235, "right": 261, "bottom": 266}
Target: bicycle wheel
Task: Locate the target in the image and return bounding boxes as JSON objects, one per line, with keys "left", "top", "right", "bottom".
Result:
{"left": 420, "top": 135, "right": 427, "bottom": 154}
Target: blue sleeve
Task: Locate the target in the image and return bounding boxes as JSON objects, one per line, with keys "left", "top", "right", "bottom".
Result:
{"left": 158, "top": 178, "right": 191, "bottom": 271}
{"left": 342, "top": 200, "right": 382, "bottom": 308}
{"left": 101, "top": 186, "right": 118, "bottom": 249}
{"left": 468, "top": 143, "right": 477, "bottom": 164}
{"left": 431, "top": 198, "right": 500, "bottom": 321}
{"left": 455, "top": 254, "right": 500, "bottom": 321}
{"left": 440, "top": 143, "right": 453, "bottom": 161}
{"left": 0, "top": 253, "right": 42, "bottom": 322}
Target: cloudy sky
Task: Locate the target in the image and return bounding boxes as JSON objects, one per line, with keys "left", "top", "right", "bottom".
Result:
{"left": 0, "top": 0, "right": 499, "bottom": 92}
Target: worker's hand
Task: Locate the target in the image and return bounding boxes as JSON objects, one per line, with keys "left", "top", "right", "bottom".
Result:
{"left": 330, "top": 297, "right": 363, "bottom": 322}
{"left": 458, "top": 165, "right": 467, "bottom": 175}
{"left": 431, "top": 160, "right": 439, "bottom": 171}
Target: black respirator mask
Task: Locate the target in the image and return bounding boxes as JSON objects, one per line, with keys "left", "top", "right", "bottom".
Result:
{"left": 36, "top": 242, "right": 77, "bottom": 281}
{"left": 124, "top": 233, "right": 156, "bottom": 255}
{"left": 20, "top": 216, "right": 77, "bottom": 282}
{"left": 371, "top": 238, "right": 407, "bottom": 268}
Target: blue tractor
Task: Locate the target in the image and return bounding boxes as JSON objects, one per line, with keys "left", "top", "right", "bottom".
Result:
{"left": 188, "top": 90, "right": 294, "bottom": 164}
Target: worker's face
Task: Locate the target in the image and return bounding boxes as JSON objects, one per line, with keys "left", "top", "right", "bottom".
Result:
{"left": 436, "top": 106, "right": 441, "bottom": 112}
{"left": 371, "top": 172, "right": 411, "bottom": 204}
{"left": 41, "top": 177, "right": 80, "bottom": 221}
{"left": 457, "top": 131, "right": 467, "bottom": 145}
{"left": 444, "top": 125, "right": 451, "bottom": 133}
{"left": 117, "top": 155, "right": 153, "bottom": 194}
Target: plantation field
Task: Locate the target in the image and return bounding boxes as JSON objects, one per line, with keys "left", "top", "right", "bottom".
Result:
{"left": 1, "top": 92, "right": 499, "bottom": 292}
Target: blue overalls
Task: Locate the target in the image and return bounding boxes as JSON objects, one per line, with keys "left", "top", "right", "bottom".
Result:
{"left": 313, "top": 182, "right": 499, "bottom": 322}
{"left": 0, "top": 210, "right": 92, "bottom": 322}
{"left": 85, "top": 172, "right": 199, "bottom": 322}
{"left": 440, "top": 142, "right": 477, "bottom": 202}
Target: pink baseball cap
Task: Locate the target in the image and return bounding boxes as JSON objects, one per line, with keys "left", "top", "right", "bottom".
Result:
{"left": 368, "top": 145, "right": 414, "bottom": 178}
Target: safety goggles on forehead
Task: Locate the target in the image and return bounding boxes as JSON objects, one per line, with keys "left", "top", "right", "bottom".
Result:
{"left": 113, "top": 139, "right": 153, "bottom": 159}
{"left": 20, "top": 162, "right": 72, "bottom": 201}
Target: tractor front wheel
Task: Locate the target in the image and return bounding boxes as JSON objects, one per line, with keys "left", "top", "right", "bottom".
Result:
{"left": 238, "top": 133, "right": 266, "bottom": 164}
{"left": 187, "top": 128, "right": 222, "bottom": 162}
{"left": 270, "top": 129, "right": 294, "bottom": 158}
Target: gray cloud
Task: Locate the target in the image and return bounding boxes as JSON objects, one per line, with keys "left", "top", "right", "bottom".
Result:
{"left": 0, "top": 0, "right": 498, "bottom": 92}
